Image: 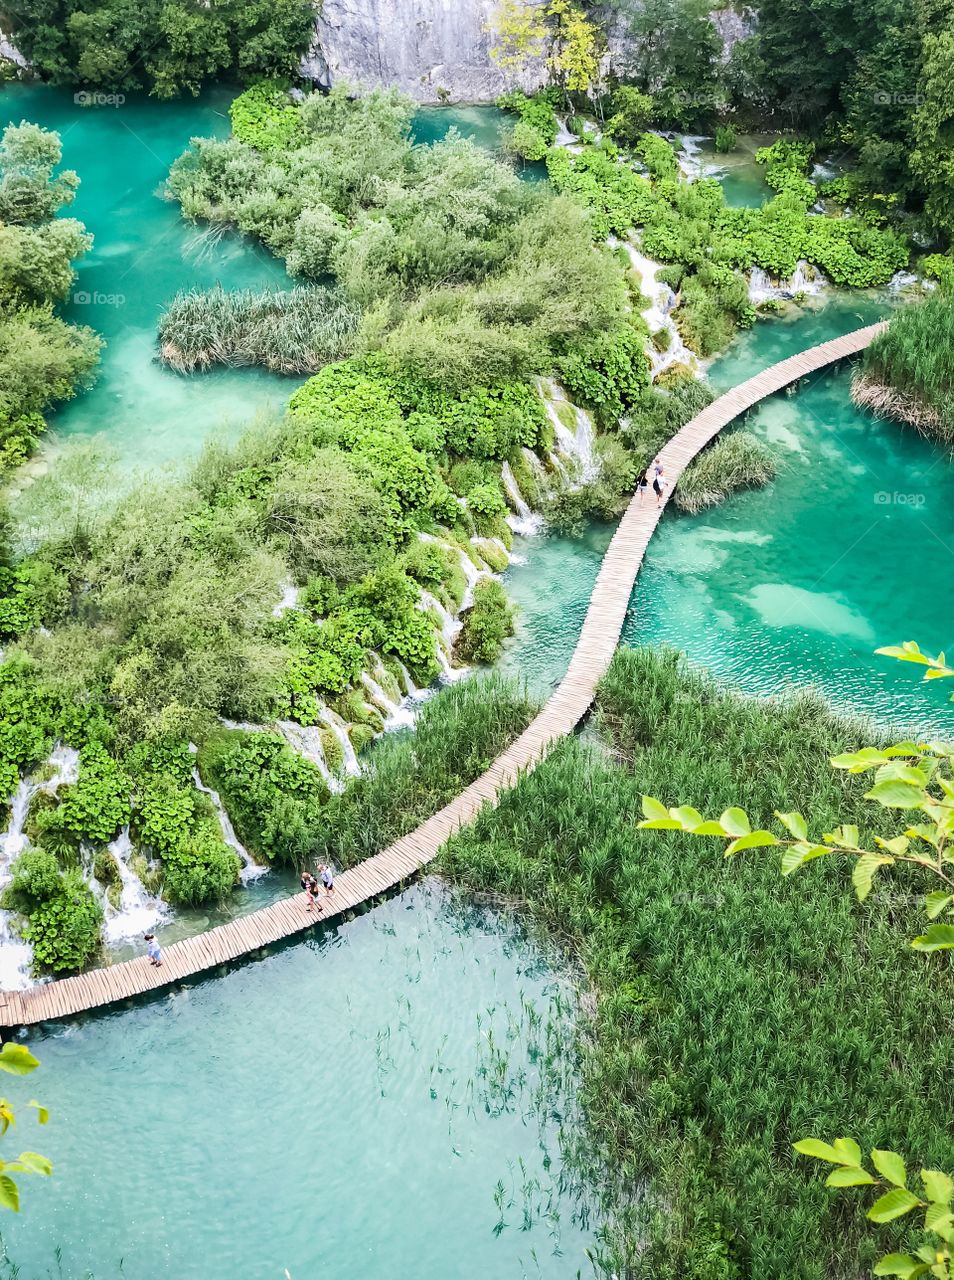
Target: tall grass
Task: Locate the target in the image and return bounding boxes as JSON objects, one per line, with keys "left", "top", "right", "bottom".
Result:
{"left": 855, "top": 291, "right": 954, "bottom": 441}
{"left": 675, "top": 430, "right": 778, "bottom": 513}
{"left": 442, "top": 646, "right": 953, "bottom": 1278}
{"left": 157, "top": 284, "right": 360, "bottom": 374}
{"left": 308, "top": 674, "right": 538, "bottom": 868}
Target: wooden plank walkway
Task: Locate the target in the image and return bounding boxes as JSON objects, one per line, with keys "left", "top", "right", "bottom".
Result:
{"left": 0, "top": 322, "right": 885, "bottom": 1027}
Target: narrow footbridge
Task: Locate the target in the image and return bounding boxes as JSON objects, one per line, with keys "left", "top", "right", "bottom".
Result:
{"left": 0, "top": 322, "right": 885, "bottom": 1026}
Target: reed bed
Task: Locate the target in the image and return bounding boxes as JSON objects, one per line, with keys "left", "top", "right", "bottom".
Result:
{"left": 442, "top": 646, "right": 952, "bottom": 1278}
{"left": 674, "top": 430, "right": 778, "bottom": 513}
{"left": 307, "top": 674, "right": 538, "bottom": 868}
{"left": 157, "top": 284, "right": 360, "bottom": 374}
{"left": 855, "top": 291, "right": 954, "bottom": 441}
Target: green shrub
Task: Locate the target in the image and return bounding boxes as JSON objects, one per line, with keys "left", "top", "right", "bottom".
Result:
{"left": 50, "top": 743, "right": 129, "bottom": 845}
{"left": 714, "top": 124, "right": 737, "bottom": 153}
{"left": 229, "top": 81, "right": 303, "bottom": 151}
{"left": 456, "top": 579, "right": 514, "bottom": 664}
{"left": 675, "top": 430, "right": 778, "bottom": 512}
{"left": 636, "top": 133, "right": 679, "bottom": 180}
{"left": 604, "top": 87, "right": 654, "bottom": 145}
{"left": 7, "top": 851, "right": 102, "bottom": 974}
{"left": 9, "top": 847, "right": 61, "bottom": 901}
{"left": 161, "top": 818, "right": 240, "bottom": 906}
{"left": 856, "top": 290, "right": 954, "bottom": 440}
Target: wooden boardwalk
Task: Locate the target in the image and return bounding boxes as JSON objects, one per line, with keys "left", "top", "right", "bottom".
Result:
{"left": 0, "top": 322, "right": 885, "bottom": 1027}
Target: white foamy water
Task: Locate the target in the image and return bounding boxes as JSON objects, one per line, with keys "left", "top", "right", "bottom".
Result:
{"left": 748, "top": 261, "right": 828, "bottom": 304}
{"left": 318, "top": 708, "right": 361, "bottom": 777}
{"left": 620, "top": 240, "right": 699, "bottom": 380}
{"left": 540, "top": 380, "right": 599, "bottom": 482}
{"left": 191, "top": 767, "right": 267, "bottom": 883}
{"left": 276, "top": 720, "right": 343, "bottom": 793}
{"left": 361, "top": 672, "right": 416, "bottom": 731}
{"left": 272, "top": 583, "right": 299, "bottom": 617}
{"left": 501, "top": 461, "right": 544, "bottom": 535}
{"left": 102, "top": 827, "right": 166, "bottom": 943}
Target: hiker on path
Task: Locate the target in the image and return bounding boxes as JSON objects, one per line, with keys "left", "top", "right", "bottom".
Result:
{"left": 145, "top": 933, "right": 162, "bottom": 967}
{"left": 318, "top": 863, "right": 335, "bottom": 897}
{"left": 638, "top": 470, "right": 648, "bottom": 501}
{"left": 300, "top": 870, "right": 321, "bottom": 914}
{"left": 653, "top": 468, "right": 668, "bottom": 506}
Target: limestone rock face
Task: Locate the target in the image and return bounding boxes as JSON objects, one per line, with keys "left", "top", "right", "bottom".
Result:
{"left": 301, "top": 0, "right": 548, "bottom": 102}
{"left": 708, "top": 6, "right": 758, "bottom": 63}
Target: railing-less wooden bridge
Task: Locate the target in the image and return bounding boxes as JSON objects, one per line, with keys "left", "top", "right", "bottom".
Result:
{"left": 0, "top": 323, "right": 885, "bottom": 1026}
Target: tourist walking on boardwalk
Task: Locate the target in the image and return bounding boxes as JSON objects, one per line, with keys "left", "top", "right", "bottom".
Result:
{"left": 144, "top": 933, "right": 162, "bottom": 967}
{"left": 300, "top": 869, "right": 321, "bottom": 914}
{"left": 653, "top": 468, "right": 668, "bottom": 506}
{"left": 653, "top": 455, "right": 663, "bottom": 476}
{"left": 638, "top": 470, "right": 648, "bottom": 500}
{"left": 318, "top": 863, "right": 335, "bottom": 897}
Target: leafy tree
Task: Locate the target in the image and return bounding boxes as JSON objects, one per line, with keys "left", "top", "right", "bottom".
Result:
{"left": 910, "top": 26, "right": 954, "bottom": 240}
{"left": 616, "top": 0, "right": 721, "bottom": 127}
{"left": 490, "top": 0, "right": 604, "bottom": 105}
{"left": 0, "top": 123, "right": 78, "bottom": 224}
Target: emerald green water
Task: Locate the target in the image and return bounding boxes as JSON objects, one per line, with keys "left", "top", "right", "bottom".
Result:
{"left": 5, "top": 883, "right": 595, "bottom": 1277}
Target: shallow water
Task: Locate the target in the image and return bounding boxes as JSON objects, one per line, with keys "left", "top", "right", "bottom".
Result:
{"left": 4, "top": 882, "right": 595, "bottom": 1278}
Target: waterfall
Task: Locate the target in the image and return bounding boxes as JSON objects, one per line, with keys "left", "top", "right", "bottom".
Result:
{"left": 621, "top": 241, "right": 699, "bottom": 380}
{"left": 748, "top": 260, "right": 828, "bottom": 304}
{"left": 501, "top": 462, "right": 543, "bottom": 535}
{"left": 103, "top": 827, "right": 166, "bottom": 943}
{"left": 360, "top": 672, "right": 416, "bottom": 731}
{"left": 275, "top": 720, "right": 343, "bottom": 793}
{"left": 317, "top": 708, "right": 361, "bottom": 777}
{"left": 418, "top": 588, "right": 461, "bottom": 652}
{"left": 191, "top": 768, "right": 267, "bottom": 883}
{"left": 676, "top": 134, "right": 707, "bottom": 180}
{"left": 540, "top": 381, "right": 600, "bottom": 483}
{"left": 0, "top": 743, "right": 81, "bottom": 988}
{"left": 272, "top": 584, "right": 299, "bottom": 617}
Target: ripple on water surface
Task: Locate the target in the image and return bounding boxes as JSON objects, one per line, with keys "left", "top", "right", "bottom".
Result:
{"left": 4, "top": 883, "right": 596, "bottom": 1279}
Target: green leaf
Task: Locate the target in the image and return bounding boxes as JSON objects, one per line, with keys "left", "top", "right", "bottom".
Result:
{"left": 826, "top": 1165, "right": 875, "bottom": 1187}
{"left": 672, "top": 805, "right": 704, "bottom": 830}
{"left": 832, "top": 1137, "right": 863, "bottom": 1166}
{"left": 637, "top": 818, "right": 682, "bottom": 830}
{"left": 793, "top": 1138, "right": 859, "bottom": 1166}
{"left": 0, "top": 1046, "right": 39, "bottom": 1078}
{"left": 0, "top": 1175, "right": 19, "bottom": 1212}
{"left": 725, "top": 830, "right": 778, "bottom": 855}
{"left": 911, "top": 924, "right": 954, "bottom": 952}
{"left": 780, "top": 844, "right": 830, "bottom": 875}
{"left": 924, "top": 1203, "right": 954, "bottom": 1233}
{"left": 873, "top": 1149, "right": 908, "bottom": 1187}
{"left": 640, "top": 796, "right": 670, "bottom": 822}
{"left": 853, "top": 852, "right": 893, "bottom": 902}
{"left": 868, "top": 1188, "right": 922, "bottom": 1223}
{"left": 8, "top": 1151, "right": 51, "bottom": 1177}
{"left": 865, "top": 779, "right": 926, "bottom": 809}
{"left": 775, "top": 810, "right": 808, "bottom": 840}
{"left": 925, "top": 892, "right": 953, "bottom": 921}
{"left": 922, "top": 1169, "right": 954, "bottom": 1207}
{"left": 27, "top": 1101, "right": 48, "bottom": 1126}
{"left": 831, "top": 747, "right": 891, "bottom": 773}
{"left": 690, "top": 821, "right": 728, "bottom": 836}
{"left": 873, "top": 1254, "right": 927, "bottom": 1278}
{"left": 719, "top": 807, "right": 750, "bottom": 837}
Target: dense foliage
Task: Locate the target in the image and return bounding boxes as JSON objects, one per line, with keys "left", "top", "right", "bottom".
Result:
{"left": 4, "top": 0, "right": 314, "bottom": 97}
{"left": 854, "top": 289, "right": 954, "bottom": 441}
{"left": 0, "top": 122, "right": 101, "bottom": 473}
{"left": 442, "top": 646, "right": 953, "bottom": 1277}
{"left": 167, "top": 84, "right": 629, "bottom": 391}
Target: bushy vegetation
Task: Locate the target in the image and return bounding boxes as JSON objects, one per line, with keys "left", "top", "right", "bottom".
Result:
{"left": 4, "top": 0, "right": 313, "bottom": 97}
{"left": 442, "top": 646, "right": 953, "bottom": 1277}
{"left": 158, "top": 285, "right": 360, "bottom": 374}
{"left": 0, "top": 122, "right": 101, "bottom": 474}
{"left": 497, "top": 88, "right": 559, "bottom": 161}
{"left": 4, "top": 848, "right": 102, "bottom": 973}
{"left": 167, "top": 84, "right": 629, "bottom": 391}
{"left": 674, "top": 430, "right": 778, "bottom": 512}
{"left": 455, "top": 579, "right": 515, "bottom": 664}
{"left": 854, "top": 290, "right": 954, "bottom": 441}
{"left": 546, "top": 143, "right": 908, "bottom": 359}
{"left": 306, "top": 674, "right": 537, "bottom": 870}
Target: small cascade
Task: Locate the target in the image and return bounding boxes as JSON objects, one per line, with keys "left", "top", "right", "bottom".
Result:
{"left": 748, "top": 260, "right": 828, "bottom": 304}
{"left": 191, "top": 768, "right": 267, "bottom": 883}
{"left": 0, "top": 743, "right": 81, "bottom": 988}
{"left": 418, "top": 588, "right": 461, "bottom": 652}
{"left": 621, "top": 241, "right": 698, "bottom": 379}
{"left": 219, "top": 716, "right": 269, "bottom": 733}
{"left": 272, "top": 584, "right": 299, "bottom": 617}
{"left": 676, "top": 134, "right": 707, "bottom": 180}
{"left": 433, "top": 643, "right": 467, "bottom": 684}
{"left": 888, "top": 270, "right": 921, "bottom": 292}
{"left": 395, "top": 660, "right": 421, "bottom": 700}
{"left": 500, "top": 462, "right": 543, "bottom": 535}
{"left": 360, "top": 673, "right": 416, "bottom": 731}
{"left": 103, "top": 827, "right": 166, "bottom": 943}
{"left": 275, "top": 720, "right": 342, "bottom": 793}
{"left": 317, "top": 708, "right": 361, "bottom": 777}
{"left": 540, "top": 381, "right": 600, "bottom": 482}
{"left": 521, "top": 446, "right": 550, "bottom": 490}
